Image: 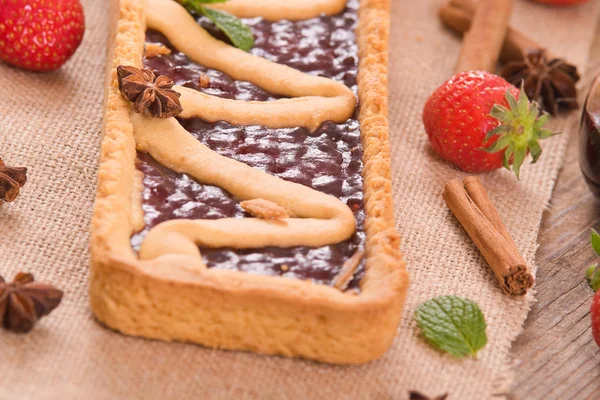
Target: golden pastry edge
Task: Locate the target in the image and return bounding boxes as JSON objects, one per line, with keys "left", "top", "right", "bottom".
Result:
{"left": 90, "top": 0, "right": 409, "bottom": 364}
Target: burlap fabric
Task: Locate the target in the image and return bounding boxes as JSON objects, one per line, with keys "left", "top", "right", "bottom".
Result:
{"left": 1, "top": 0, "right": 598, "bottom": 399}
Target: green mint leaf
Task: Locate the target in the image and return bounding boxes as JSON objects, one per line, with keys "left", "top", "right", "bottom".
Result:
{"left": 180, "top": 0, "right": 228, "bottom": 9}
{"left": 587, "top": 264, "right": 600, "bottom": 291}
{"left": 179, "top": 0, "right": 227, "bottom": 15}
{"left": 200, "top": 7, "right": 254, "bottom": 51}
{"left": 415, "top": 295, "right": 487, "bottom": 358}
{"left": 591, "top": 229, "right": 600, "bottom": 256}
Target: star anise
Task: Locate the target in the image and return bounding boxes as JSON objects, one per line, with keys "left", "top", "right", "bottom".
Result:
{"left": 501, "top": 49, "right": 580, "bottom": 115}
{"left": 409, "top": 391, "right": 448, "bottom": 400}
{"left": 0, "top": 272, "right": 63, "bottom": 333}
{"left": 0, "top": 157, "right": 27, "bottom": 204}
{"left": 116, "top": 65, "right": 183, "bottom": 119}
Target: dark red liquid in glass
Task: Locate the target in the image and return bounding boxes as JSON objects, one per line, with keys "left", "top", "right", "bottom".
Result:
{"left": 580, "top": 76, "right": 600, "bottom": 197}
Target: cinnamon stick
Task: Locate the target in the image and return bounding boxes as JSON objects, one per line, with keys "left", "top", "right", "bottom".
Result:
{"left": 463, "top": 176, "right": 515, "bottom": 247}
{"left": 443, "top": 178, "right": 534, "bottom": 296}
{"left": 439, "top": 0, "right": 556, "bottom": 63}
{"left": 454, "top": 0, "right": 512, "bottom": 73}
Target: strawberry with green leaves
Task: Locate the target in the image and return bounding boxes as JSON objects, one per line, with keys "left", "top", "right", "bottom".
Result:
{"left": 586, "top": 229, "right": 600, "bottom": 348}
{"left": 423, "top": 71, "right": 557, "bottom": 178}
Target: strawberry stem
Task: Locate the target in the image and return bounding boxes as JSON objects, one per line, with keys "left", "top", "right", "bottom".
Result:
{"left": 587, "top": 264, "right": 600, "bottom": 292}
{"left": 482, "top": 84, "right": 558, "bottom": 179}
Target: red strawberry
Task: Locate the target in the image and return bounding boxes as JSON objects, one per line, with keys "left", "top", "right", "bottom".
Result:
{"left": 531, "top": 0, "right": 589, "bottom": 6}
{"left": 587, "top": 231, "right": 600, "bottom": 348}
{"left": 592, "top": 290, "right": 600, "bottom": 348}
{"left": 0, "top": 0, "right": 85, "bottom": 71}
{"left": 423, "top": 71, "right": 556, "bottom": 178}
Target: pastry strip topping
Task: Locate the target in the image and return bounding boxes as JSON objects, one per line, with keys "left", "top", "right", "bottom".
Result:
{"left": 133, "top": 115, "right": 356, "bottom": 266}
{"left": 206, "top": 0, "right": 348, "bottom": 21}
{"left": 135, "top": 0, "right": 364, "bottom": 286}
{"left": 146, "top": 0, "right": 356, "bottom": 131}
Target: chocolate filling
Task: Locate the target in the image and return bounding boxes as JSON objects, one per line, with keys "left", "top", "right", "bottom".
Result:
{"left": 132, "top": 0, "right": 365, "bottom": 289}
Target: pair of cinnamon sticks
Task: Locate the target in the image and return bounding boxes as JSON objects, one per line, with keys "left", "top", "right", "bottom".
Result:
{"left": 443, "top": 177, "right": 534, "bottom": 296}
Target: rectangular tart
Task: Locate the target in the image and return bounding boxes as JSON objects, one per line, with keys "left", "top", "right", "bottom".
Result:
{"left": 91, "top": 0, "right": 409, "bottom": 364}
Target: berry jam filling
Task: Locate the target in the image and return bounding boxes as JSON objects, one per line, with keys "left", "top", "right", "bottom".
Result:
{"left": 132, "top": 1, "right": 365, "bottom": 289}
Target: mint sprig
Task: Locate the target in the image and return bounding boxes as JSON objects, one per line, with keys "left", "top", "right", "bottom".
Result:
{"left": 415, "top": 295, "right": 487, "bottom": 358}
{"left": 586, "top": 229, "right": 600, "bottom": 291}
{"left": 179, "top": 0, "right": 254, "bottom": 51}
{"left": 201, "top": 8, "right": 254, "bottom": 51}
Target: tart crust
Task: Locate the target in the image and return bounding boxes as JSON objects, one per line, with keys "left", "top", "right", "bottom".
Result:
{"left": 91, "top": 0, "right": 408, "bottom": 364}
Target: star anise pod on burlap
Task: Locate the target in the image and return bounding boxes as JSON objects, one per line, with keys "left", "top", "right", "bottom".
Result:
{"left": 0, "top": 272, "right": 63, "bottom": 333}
{"left": 0, "top": 157, "right": 27, "bottom": 204}
{"left": 501, "top": 49, "right": 580, "bottom": 115}
{"left": 409, "top": 391, "right": 448, "bottom": 400}
{"left": 116, "top": 65, "right": 183, "bottom": 119}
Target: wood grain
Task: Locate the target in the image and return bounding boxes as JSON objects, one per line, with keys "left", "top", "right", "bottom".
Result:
{"left": 509, "top": 20, "right": 600, "bottom": 400}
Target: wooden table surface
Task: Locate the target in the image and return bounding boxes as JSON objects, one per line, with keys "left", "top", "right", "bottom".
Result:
{"left": 509, "top": 20, "right": 600, "bottom": 400}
